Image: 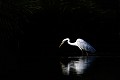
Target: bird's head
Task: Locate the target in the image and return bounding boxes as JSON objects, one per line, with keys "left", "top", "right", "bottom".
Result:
{"left": 59, "top": 38, "right": 70, "bottom": 48}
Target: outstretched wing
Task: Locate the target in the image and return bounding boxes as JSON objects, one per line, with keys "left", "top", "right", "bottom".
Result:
{"left": 76, "top": 39, "right": 96, "bottom": 53}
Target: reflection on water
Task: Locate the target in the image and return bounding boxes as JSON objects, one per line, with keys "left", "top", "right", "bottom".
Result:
{"left": 60, "top": 56, "right": 95, "bottom": 75}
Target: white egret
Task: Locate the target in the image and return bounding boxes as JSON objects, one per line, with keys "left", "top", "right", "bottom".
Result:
{"left": 59, "top": 38, "right": 96, "bottom": 56}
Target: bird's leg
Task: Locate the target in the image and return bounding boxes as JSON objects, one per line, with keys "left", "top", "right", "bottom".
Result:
{"left": 81, "top": 49, "right": 84, "bottom": 56}
{"left": 85, "top": 51, "right": 89, "bottom": 62}
{"left": 86, "top": 51, "right": 88, "bottom": 57}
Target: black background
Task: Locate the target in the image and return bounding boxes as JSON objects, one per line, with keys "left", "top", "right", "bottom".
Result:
{"left": 0, "top": 0, "right": 119, "bottom": 79}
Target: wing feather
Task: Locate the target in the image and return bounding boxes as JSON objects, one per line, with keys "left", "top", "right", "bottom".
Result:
{"left": 77, "top": 39, "right": 96, "bottom": 53}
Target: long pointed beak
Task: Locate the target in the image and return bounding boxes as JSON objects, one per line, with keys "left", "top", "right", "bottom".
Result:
{"left": 59, "top": 42, "right": 63, "bottom": 48}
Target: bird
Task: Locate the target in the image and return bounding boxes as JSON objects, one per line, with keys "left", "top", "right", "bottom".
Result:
{"left": 59, "top": 38, "right": 96, "bottom": 56}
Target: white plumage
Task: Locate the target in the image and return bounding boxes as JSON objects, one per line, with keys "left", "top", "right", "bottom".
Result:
{"left": 59, "top": 38, "right": 96, "bottom": 54}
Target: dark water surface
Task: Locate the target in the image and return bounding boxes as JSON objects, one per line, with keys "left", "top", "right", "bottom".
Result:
{"left": 0, "top": 56, "right": 120, "bottom": 80}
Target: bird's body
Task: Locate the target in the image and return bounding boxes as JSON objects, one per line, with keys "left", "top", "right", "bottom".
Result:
{"left": 59, "top": 38, "right": 96, "bottom": 55}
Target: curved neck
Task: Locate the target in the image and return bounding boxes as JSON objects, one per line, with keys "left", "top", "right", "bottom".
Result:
{"left": 67, "top": 39, "right": 70, "bottom": 44}
{"left": 66, "top": 39, "right": 76, "bottom": 46}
